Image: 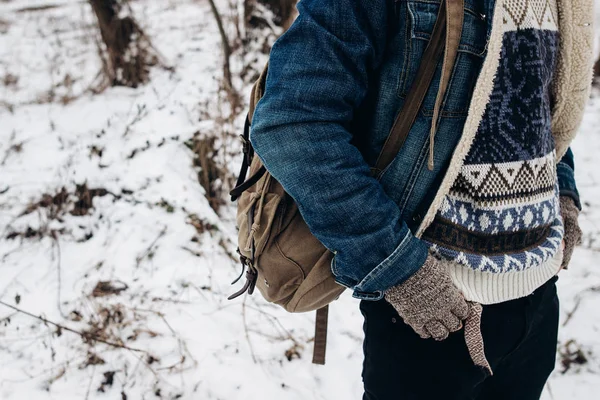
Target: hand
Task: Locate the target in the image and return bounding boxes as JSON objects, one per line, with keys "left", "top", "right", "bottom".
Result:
{"left": 384, "top": 253, "right": 469, "bottom": 341}
{"left": 560, "top": 196, "right": 582, "bottom": 270}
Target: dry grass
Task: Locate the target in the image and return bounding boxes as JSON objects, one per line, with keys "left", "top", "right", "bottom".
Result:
{"left": 5, "top": 184, "right": 116, "bottom": 241}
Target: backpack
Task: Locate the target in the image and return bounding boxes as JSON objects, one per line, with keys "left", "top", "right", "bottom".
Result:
{"left": 227, "top": 0, "right": 462, "bottom": 365}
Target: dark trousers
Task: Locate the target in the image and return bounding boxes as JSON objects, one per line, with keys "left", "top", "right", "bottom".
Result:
{"left": 360, "top": 276, "right": 560, "bottom": 400}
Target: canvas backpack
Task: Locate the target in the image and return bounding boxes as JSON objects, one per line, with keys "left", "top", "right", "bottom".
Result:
{"left": 227, "top": 0, "right": 463, "bottom": 365}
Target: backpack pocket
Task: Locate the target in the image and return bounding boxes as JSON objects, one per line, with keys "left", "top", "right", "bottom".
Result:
{"left": 236, "top": 176, "right": 284, "bottom": 259}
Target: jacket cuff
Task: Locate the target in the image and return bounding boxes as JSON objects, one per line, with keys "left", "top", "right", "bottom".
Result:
{"left": 557, "top": 161, "right": 581, "bottom": 211}
{"left": 333, "top": 231, "right": 429, "bottom": 301}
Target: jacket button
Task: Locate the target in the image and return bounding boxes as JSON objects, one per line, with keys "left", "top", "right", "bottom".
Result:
{"left": 412, "top": 213, "right": 421, "bottom": 222}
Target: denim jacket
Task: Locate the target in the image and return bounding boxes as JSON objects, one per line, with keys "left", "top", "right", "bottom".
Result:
{"left": 249, "top": 0, "right": 583, "bottom": 301}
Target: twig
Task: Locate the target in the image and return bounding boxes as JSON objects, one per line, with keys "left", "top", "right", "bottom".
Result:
{"left": 562, "top": 285, "right": 600, "bottom": 326}
{"left": 84, "top": 365, "right": 96, "bottom": 400}
{"left": 545, "top": 381, "right": 555, "bottom": 400}
{"left": 122, "top": 103, "right": 149, "bottom": 137}
{"left": 51, "top": 230, "right": 66, "bottom": 318}
{"left": 0, "top": 300, "right": 146, "bottom": 352}
{"left": 0, "top": 311, "right": 17, "bottom": 324}
{"left": 135, "top": 226, "right": 167, "bottom": 267}
{"left": 593, "top": 53, "right": 599, "bottom": 85}
{"left": 242, "top": 295, "right": 258, "bottom": 363}
{"left": 132, "top": 308, "right": 198, "bottom": 371}
{"left": 244, "top": 302, "right": 301, "bottom": 345}
{"left": 562, "top": 297, "right": 582, "bottom": 327}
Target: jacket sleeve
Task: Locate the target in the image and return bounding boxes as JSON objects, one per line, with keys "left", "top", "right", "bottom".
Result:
{"left": 249, "top": 0, "right": 429, "bottom": 301}
{"left": 557, "top": 147, "right": 581, "bottom": 211}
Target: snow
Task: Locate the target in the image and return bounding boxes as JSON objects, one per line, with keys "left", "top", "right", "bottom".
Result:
{"left": 0, "top": 0, "right": 599, "bottom": 399}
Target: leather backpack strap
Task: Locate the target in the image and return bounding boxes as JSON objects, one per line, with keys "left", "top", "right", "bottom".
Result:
{"left": 371, "top": 0, "right": 464, "bottom": 179}
{"left": 229, "top": 115, "right": 267, "bottom": 201}
{"left": 428, "top": 0, "right": 464, "bottom": 170}
{"left": 312, "top": 305, "right": 329, "bottom": 365}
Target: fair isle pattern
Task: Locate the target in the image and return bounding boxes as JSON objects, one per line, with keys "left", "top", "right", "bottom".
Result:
{"left": 463, "top": 29, "right": 559, "bottom": 164}
{"left": 449, "top": 153, "right": 557, "bottom": 207}
{"left": 422, "top": 0, "right": 564, "bottom": 276}
{"left": 428, "top": 218, "right": 563, "bottom": 273}
{"left": 438, "top": 190, "right": 560, "bottom": 234}
{"left": 503, "top": 0, "right": 558, "bottom": 31}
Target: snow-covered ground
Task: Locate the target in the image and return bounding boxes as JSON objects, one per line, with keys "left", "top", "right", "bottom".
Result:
{"left": 0, "top": 1, "right": 598, "bottom": 399}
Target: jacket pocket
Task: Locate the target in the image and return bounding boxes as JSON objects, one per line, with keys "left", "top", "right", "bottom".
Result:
{"left": 397, "top": 0, "right": 490, "bottom": 117}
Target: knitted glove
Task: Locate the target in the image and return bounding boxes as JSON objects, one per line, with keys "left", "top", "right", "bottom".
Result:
{"left": 384, "top": 253, "right": 469, "bottom": 341}
{"left": 560, "top": 196, "right": 583, "bottom": 269}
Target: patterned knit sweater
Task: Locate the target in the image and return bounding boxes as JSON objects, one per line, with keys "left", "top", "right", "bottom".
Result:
{"left": 422, "top": 0, "right": 564, "bottom": 304}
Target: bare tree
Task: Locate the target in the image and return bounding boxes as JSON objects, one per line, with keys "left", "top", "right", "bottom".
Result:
{"left": 89, "top": 0, "right": 161, "bottom": 88}
{"left": 208, "top": 0, "right": 234, "bottom": 97}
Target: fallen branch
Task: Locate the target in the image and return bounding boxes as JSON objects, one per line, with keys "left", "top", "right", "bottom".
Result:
{"left": 0, "top": 300, "right": 146, "bottom": 353}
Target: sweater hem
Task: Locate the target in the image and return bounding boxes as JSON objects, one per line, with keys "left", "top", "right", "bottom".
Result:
{"left": 449, "top": 245, "right": 563, "bottom": 304}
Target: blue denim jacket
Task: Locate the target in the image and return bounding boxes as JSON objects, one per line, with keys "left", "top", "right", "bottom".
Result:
{"left": 250, "top": 0, "right": 580, "bottom": 301}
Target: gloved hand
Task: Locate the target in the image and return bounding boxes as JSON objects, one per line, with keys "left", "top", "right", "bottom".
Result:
{"left": 384, "top": 252, "right": 469, "bottom": 341}
{"left": 560, "top": 196, "right": 582, "bottom": 270}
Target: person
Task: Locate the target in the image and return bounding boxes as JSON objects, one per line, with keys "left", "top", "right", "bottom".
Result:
{"left": 249, "top": 0, "right": 594, "bottom": 398}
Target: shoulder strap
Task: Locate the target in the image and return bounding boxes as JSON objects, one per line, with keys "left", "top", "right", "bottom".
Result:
{"left": 371, "top": 0, "right": 464, "bottom": 179}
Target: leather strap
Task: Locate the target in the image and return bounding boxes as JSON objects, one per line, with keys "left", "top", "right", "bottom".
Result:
{"left": 429, "top": 0, "right": 464, "bottom": 170}
{"left": 372, "top": 0, "right": 464, "bottom": 179}
{"left": 312, "top": 306, "right": 329, "bottom": 365}
{"left": 230, "top": 116, "right": 266, "bottom": 201}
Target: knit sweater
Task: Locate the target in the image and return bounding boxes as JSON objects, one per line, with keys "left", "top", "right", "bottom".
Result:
{"left": 421, "top": 0, "right": 564, "bottom": 304}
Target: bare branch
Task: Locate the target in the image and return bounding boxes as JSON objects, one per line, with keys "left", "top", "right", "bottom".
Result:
{"left": 0, "top": 300, "right": 146, "bottom": 353}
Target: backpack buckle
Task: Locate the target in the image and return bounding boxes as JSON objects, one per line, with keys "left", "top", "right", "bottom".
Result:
{"left": 227, "top": 251, "right": 258, "bottom": 300}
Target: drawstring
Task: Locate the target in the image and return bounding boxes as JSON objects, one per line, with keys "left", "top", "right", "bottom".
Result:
{"left": 243, "top": 173, "right": 271, "bottom": 254}
{"left": 464, "top": 302, "right": 493, "bottom": 376}
{"left": 428, "top": 0, "right": 464, "bottom": 171}
{"left": 250, "top": 173, "right": 272, "bottom": 238}
{"left": 428, "top": 89, "right": 443, "bottom": 170}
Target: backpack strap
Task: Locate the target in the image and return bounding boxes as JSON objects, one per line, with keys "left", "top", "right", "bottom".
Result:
{"left": 230, "top": 63, "right": 269, "bottom": 201}
{"left": 371, "top": 0, "right": 464, "bottom": 179}
{"left": 312, "top": 305, "right": 329, "bottom": 365}
{"left": 230, "top": 115, "right": 267, "bottom": 201}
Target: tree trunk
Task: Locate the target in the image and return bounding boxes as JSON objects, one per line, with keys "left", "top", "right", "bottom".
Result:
{"left": 594, "top": 54, "right": 600, "bottom": 81}
{"left": 89, "top": 0, "right": 157, "bottom": 88}
{"left": 207, "top": 0, "right": 233, "bottom": 94}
